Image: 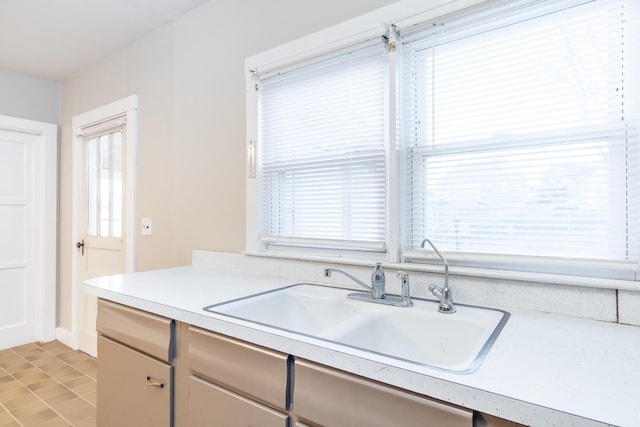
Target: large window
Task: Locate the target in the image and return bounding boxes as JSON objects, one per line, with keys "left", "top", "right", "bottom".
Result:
{"left": 249, "top": 0, "right": 639, "bottom": 281}
{"left": 399, "top": 0, "right": 638, "bottom": 278}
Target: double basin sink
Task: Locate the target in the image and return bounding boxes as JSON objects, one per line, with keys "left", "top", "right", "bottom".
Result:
{"left": 204, "top": 284, "right": 509, "bottom": 373}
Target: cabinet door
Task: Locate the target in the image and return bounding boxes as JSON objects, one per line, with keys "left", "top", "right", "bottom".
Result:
{"left": 98, "top": 336, "right": 173, "bottom": 427}
{"left": 188, "top": 376, "right": 289, "bottom": 427}
{"left": 97, "top": 298, "right": 174, "bottom": 362}
{"left": 188, "top": 326, "right": 288, "bottom": 410}
{"left": 294, "top": 359, "right": 472, "bottom": 427}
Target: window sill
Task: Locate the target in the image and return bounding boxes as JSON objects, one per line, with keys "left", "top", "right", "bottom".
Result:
{"left": 243, "top": 250, "right": 640, "bottom": 292}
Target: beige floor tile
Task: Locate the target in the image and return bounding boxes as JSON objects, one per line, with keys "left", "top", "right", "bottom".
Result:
{"left": 64, "top": 402, "right": 95, "bottom": 424}
{"left": 1, "top": 341, "right": 97, "bottom": 427}
{"left": 19, "top": 408, "right": 59, "bottom": 427}
{"left": 0, "top": 418, "right": 21, "bottom": 427}
{"left": 25, "top": 377, "right": 59, "bottom": 393}
{"left": 67, "top": 381, "right": 95, "bottom": 397}
{"left": 10, "top": 367, "right": 40, "bottom": 381}
{"left": 82, "top": 391, "right": 97, "bottom": 406}
{"left": 17, "top": 372, "right": 50, "bottom": 386}
{"left": 56, "top": 352, "right": 88, "bottom": 365}
{"left": 0, "top": 411, "right": 18, "bottom": 424}
{"left": 43, "top": 389, "right": 77, "bottom": 406}
{"left": 72, "top": 415, "right": 96, "bottom": 427}
{"left": 9, "top": 400, "right": 49, "bottom": 420}
{"left": 0, "top": 361, "right": 32, "bottom": 372}
{"left": 62, "top": 376, "right": 93, "bottom": 390}
{"left": 39, "top": 416, "right": 74, "bottom": 427}
{"left": 47, "top": 366, "right": 84, "bottom": 383}
{"left": 2, "top": 392, "right": 39, "bottom": 411}
{"left": 33, "top": 383, "right": 68, "bottom": 399}
{"left": 0, "top": 386, "right": 29, "bottom": 405}
{"left": 37, "top": 360, "right": 66, "bottom": 373}
{"left": 52, "top": 397, "right": 87, "bottom": 420}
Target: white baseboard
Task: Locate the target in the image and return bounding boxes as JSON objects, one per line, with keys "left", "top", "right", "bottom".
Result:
{"left": 55, "top": 327, "right": 76, "bottom": 350}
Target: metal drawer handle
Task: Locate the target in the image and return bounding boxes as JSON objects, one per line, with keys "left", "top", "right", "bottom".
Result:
{"left": 145, "top": 376, "right": 165, "bottom": 388}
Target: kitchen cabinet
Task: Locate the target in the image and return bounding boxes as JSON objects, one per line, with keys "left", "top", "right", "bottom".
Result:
{"left": 96, "top": 299, "right": 175, "bottom": 426}
{"left": 96, "top": 299, "right": 520, "bottom": 427}
{"left": 186, "top": 326, "right": 290, "bottom": 426}
{"left": 293, "top": 358, "right": 473, "bottom": 427}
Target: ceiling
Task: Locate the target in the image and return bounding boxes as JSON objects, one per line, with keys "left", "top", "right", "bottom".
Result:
{"left": 0, "top": 0, "right": 208, "bottom": 81}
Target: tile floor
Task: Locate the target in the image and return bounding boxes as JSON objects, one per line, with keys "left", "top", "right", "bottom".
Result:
{"left": 0, "top": 341, "right": 96, "bottom": 427}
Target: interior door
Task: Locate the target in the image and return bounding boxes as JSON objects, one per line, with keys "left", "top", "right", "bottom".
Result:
{"left": 76, "top": 125, "right": 127, "bottom": 356}
{"left": 0, "top": 129, "right": 38, "bottom": 348}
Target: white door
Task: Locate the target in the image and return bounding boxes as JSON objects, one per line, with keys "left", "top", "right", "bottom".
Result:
{"left": 0, "top": 118, "right": 57, "bottom": 350}
{"left": 72, "top": 95, "right": 137, "bottom": 358}
{"left": 76, "top": 125, "right": 127, "bottom": 356}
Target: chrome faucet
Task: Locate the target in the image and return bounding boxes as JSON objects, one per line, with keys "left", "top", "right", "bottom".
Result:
{"left": 397, "top": 271, "right": 412, "bottom": 306}
{"left": 324, "top": 263, "right": 413, "bottom": 307}
{"left": 421, "top": 238, "right": 456, "bottom": 313}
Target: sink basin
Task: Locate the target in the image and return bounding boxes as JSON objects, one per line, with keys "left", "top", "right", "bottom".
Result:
{"left": 203, "top": 285, "right": 362, "bottom": 335}
{"left": 204, "top": 284, "right": 509, "bottom": 373}
{"left": 322, "top": 303, "right": 507, "bottom": 372}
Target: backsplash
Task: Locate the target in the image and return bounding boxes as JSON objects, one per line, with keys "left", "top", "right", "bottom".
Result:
{"left": 192, "top": 250, "right": 639, "bottom": 327}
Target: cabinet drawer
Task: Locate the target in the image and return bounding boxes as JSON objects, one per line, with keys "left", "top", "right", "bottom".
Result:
{"left": 294, "top": 359, "right": 472, "bottom": 427}
{"left": 188, "top": 327, "right": 288, "bottom": 410}
{"left": 98, "top": 336, "right": 173, "bottom": 427}
{"left": 97, "top": 299, "right": 174, "bottom": 362}
{"left": 188, "top": 376, "right": 289, "bottom": 427}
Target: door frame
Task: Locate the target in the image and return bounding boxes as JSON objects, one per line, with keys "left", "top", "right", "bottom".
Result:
{"left": 0, "top": 114, "right": 58, "bottom": 345}
{"left": 71, "top": 95, "right": 138, "bottom": 351}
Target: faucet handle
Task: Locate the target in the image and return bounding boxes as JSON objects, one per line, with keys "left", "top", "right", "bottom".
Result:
{"left": 370, "top": 263, "right": 385, "bottom": 299}
{"left": 397, "top": 271, "right": 413, "bottom": 306}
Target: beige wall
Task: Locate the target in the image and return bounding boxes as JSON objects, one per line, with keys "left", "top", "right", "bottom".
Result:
{"left": 58, "top": 0, "right": 395, "bottom": 330}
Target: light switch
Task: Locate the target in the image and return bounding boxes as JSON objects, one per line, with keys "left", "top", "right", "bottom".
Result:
{"left": 141, "top": 217, "right": 152, "bottom": 236}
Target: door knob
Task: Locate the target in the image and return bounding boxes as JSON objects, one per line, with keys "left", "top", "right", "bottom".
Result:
{"left": 76, "top": 239, "right": 84, "bottom": 256}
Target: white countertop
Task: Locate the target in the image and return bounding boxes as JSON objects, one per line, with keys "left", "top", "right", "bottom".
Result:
{"left": 84, "top": 265, "right": 640, "bottom": 427}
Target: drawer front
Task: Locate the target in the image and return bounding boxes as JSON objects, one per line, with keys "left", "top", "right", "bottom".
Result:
{"left": 98, "top": 336, "right": 173, "bottom": 427}
{"left": 294, "top": 359, "right": 472, "bottom": 427}
{"left": 188, "top": 376, "right": 289, "bottom": 427}
{"left": 188, "top": 326, "right": 288, "bottom": 410}
{"left": 97, "top": 299, "right": 174, "bottom": 362}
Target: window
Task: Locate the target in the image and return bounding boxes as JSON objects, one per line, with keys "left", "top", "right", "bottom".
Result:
{"left": 248, "top": 0, "right": 639, "bottom": 281}
{"left": 256, "top": 42, "right": 388, "bottom": 255}
{"left": 85, "top": 125, "right": 124, "bottom": 238}
{"left": 399, "top": 0, "right": 639, "bottom": 279}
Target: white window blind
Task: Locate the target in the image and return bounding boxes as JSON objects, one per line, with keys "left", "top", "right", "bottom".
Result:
{"left": 400, "top": 0, "right": 639, "bottom": 277}
{"left": 258, "top": 43, "right": 388, "bottom": 252}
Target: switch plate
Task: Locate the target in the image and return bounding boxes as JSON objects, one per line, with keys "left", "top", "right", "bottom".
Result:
{"left": 141, "top": 217, "right": 152, "bottom": 236}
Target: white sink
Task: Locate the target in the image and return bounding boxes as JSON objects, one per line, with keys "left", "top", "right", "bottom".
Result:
{"left": 204, "top": 284, "right": 509, "bottom": 373}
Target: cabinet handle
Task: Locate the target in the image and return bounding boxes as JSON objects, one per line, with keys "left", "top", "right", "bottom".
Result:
{"left": 145, "top": 376, "right": 165, "bottom": 388}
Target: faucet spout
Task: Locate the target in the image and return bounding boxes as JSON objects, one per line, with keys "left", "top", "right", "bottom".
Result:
{"left": 421, "top": 238, "right": 456, "bottom": 313}
{"left": 323, "top": 267, "right": 373, "bottom": 292}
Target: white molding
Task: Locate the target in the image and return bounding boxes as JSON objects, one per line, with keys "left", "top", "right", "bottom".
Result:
{"left": 0, "top": 114, "right": 57, "bottom": 344}
{"left": 55, "top": 327, "right": 74, "bottom": 349}
{"left": 71, "top": 95, "right": 138, "bottom": 350}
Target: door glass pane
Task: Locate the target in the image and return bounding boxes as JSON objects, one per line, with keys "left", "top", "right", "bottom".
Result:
{"left": 112, "top": 132, "right": 123, "bottom": 238}
{"left": 99, "top": 135, "right": 110, "bottom": 237}
{"left": 85, "top": 128, "right": 123, "bottom": 238}
{"left": 86, "top": 138, "right": 98, "bottom": 236}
